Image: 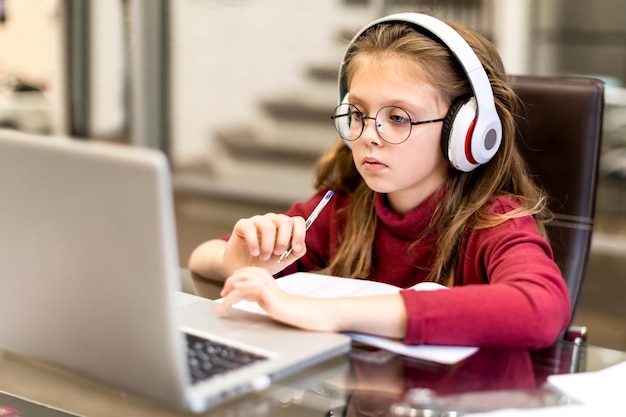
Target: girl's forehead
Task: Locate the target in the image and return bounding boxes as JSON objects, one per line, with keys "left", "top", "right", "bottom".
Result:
{"left": 350, "top": 53, "right": 433, "bottom": 85}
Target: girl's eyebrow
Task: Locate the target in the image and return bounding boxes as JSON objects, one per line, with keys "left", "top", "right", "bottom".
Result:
{"left": 348, "top": 91, "right": 442, "bottom": 118}
{"left": 386, "top": 101, "right": 433, "bottom": 119}
{"left": 346, "top": 93, "right": 365, "bottom": 107}
{"left": 393, "top": 96, "right": 448, "bottom": 117}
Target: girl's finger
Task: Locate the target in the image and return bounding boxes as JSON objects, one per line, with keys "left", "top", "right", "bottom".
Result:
{"left": 216, "top": 290, "right": 243, "bottom": 314}
{"left": 272, "top": 214, "right": 296, "bottom": 255}
{"left": 254, "top": 215, "right": 279, "bottom": 261}
{"left": 232, "top": 218, "right": 262, "bottom": 257}
{"left": 289, "top": 215, "right": 307, "bottom": 254}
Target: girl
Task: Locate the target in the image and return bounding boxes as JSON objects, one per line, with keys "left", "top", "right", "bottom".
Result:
{"left": 188, "top": 13, "right": 570, "bottom": 349}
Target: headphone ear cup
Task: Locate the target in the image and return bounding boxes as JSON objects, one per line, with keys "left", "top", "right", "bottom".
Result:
{"left": 440, "top": 96, "right": 479, "bottom": 172}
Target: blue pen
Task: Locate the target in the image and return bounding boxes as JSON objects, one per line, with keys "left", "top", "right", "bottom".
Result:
{"left": 277, "top": 190, "right": 334, "bottom": 263}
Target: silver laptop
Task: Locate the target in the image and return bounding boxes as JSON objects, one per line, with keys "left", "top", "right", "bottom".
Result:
{"left": 0, "top": 129, "right": 350, "bottom": 413}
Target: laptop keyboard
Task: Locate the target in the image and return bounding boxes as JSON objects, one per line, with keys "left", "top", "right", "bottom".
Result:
{"left": 185, "top": 333, "right": 269, "bottom": 384}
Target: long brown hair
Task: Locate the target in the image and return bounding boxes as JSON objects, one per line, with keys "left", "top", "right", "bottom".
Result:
{"left": 315, "top": 19, "right": 550, "bottom": 286}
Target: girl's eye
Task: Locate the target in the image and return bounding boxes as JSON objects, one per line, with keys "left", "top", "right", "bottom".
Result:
{"left": 389, "top": 114, "right": 409, "bottom": 124}
{"left": 352, "top": 111, "right": 366, "bottom": 121}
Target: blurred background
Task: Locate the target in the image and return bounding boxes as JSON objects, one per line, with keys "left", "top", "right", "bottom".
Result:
{"left": 1, "top": 0, "right": 625, "bottom": 350}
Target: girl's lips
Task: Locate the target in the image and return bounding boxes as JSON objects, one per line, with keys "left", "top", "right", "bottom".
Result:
{"left": 362, "top": 157, "right": 388, "bottom": 171}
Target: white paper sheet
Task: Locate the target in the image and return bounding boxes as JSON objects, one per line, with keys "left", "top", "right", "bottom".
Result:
{"left": 547, "top": 360, "right": 626, "bottom": 406}
{"left": 347, "top": 332, "right": 478, "bottom": 365}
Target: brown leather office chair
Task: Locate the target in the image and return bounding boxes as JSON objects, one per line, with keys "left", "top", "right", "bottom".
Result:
{"left": 509, "top": 75, "right": 605, "bottom": 343}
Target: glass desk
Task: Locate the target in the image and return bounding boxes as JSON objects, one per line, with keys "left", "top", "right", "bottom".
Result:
{"left": 0, "top": 271, "right": 624, "bottom": 417}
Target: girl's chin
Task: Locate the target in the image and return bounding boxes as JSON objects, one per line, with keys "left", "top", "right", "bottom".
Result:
{"left": 361, "top": 178, "right": 393, "bottom": 194}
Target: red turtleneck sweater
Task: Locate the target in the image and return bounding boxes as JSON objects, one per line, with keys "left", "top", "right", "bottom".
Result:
{"left": 275, "top": 188, "right": 570, "bottom": 349}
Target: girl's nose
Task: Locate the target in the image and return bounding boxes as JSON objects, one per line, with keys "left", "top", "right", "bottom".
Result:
{"left": 360, "top": 117, "right": 383, "bottom": 146}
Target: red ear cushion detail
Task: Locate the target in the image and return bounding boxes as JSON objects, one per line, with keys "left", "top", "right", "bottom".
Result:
{"left": 464, "top": 117, "right": 478, "bottom": 165}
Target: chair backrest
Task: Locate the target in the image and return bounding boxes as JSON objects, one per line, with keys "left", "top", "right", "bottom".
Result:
{"left": 509, "top": 75, "right": 604, "bottom": 323}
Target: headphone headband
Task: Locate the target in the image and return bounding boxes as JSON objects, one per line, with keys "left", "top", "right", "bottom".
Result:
{"left": 338, "top": 13, "right": 503, "bottom": 172}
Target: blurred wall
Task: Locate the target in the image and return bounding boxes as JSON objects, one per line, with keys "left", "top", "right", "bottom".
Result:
{"left": 541, "top": 0, "right": 626, "bottom": 82}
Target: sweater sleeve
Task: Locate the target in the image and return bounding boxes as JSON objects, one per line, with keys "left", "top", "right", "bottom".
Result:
{"left": 400, "top": 204, "right": 571, "bottom": 349}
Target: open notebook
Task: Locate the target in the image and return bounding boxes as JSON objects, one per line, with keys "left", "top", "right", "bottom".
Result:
{"left": 0, "top": 129, "right": 350, "bottom": 412}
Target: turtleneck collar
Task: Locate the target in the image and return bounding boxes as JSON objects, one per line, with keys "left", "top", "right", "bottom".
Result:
{"left": 373, "top": 185, "right": 447, "bottom": 239}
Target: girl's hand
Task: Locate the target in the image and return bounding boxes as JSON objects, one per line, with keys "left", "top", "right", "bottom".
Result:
{"left": 216, "top": 266, "right": 339, "bottom": 332}
{"left": 222, "top": 213, "right": 307, "bottom": 276}
{"left": 216, "top": 266, "right": 287, "bottom": 319}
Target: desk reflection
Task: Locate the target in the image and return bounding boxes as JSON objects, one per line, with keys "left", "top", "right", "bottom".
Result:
{"left": 351, "top": 347, "right": 535, "bottom": 394}
{"left": 196, "top": 342, "right": 582, "bottom": 417}
{"left": 336, "top": 345, "right": 570, "bottom": 417}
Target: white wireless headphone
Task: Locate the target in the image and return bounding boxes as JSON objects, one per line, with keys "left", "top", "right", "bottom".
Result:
{"left": 338, "top": 13, "right": 502, "bottom": 172}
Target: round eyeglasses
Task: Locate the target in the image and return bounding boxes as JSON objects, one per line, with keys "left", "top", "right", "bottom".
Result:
{"left": 331, "top": 104, "right": 445, "bottom": 144}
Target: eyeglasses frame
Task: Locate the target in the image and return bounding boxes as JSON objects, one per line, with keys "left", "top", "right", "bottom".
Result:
{"left": 331, "top": 104, "right": 445, "bottom": 144}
